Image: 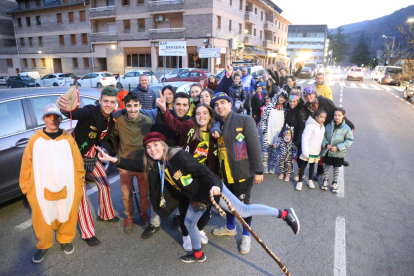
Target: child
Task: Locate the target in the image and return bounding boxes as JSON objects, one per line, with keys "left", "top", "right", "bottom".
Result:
{"left": 273, "top": 125, "right": 297, "bottom": 181}
{"left": 227, "top": 69, "right": 246, "bottom": 114}
{"left": 296, "top": 109, "right": 326, "bottom": 191}
{"left": 20, "top": 104, "right": 85, "bottom": 263}
{"left": 321, "top": 108, "right": 354, "bottom": 193}
{"left": 251, "top": 84, "right": 265, "bottom": 126}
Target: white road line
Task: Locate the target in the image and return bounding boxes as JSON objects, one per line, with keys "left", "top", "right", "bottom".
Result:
{"left": 382, "top": 85, "right": 392, "bottom": 91}
{"left": 297, "top": 80, "right": 306, "bottom": 84}
{"left": 370, "top": 84, "right": 382, "bottom": 90}
{"left": 337, "top": 166, "right": 345, "bottom": 198}
{"left": 339, "top": 98, "right": 342, "bottom": 103}
{"left": 349, "top": 83, "right": 357, "bottom": 88}
{"left": 360, "top": 84, "right": 369, "bottom": 89}
{"left": 334, "top": 217, "right": 346, "bottom": 276}
{"left": 14, "top": 175, "right": 121, "bottom": 231}
{"left": 307, "top": 80, "right": 314, "bottom": 84}
{"left": 390, "top": 86, "right": 404, "bottom": 92}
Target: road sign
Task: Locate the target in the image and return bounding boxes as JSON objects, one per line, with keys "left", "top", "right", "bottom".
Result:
{"left": 198, "top": 47, "right": 221, "bottom": 58}
{"left": 159, "top": 41, "right": 186, "bottom": 56}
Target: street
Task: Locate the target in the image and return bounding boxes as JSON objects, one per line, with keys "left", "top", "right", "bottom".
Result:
{"left": 1, "top": 73, "right": 413, "bottom": 276}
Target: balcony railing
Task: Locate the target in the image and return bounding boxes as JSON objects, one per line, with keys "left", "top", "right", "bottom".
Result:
{"left": 89, "top": 6, "right": 116, "bottom": 18}
{"left": 90, "top": 31, "right": 117, "bottom": 42}
{"left": 263, "top": 40, "right": 275, "bottom": 49}
{"left": 264, "top": 21, "right": 276, "bottom": 32}
{"left": 148, "top": 0, "right": 184, "bottom": 12}
{"left": 149, "top": 27, "right": 185, "bottom": 33}
{"left": 244, "top": 12, "right": 257, "bottom": 24}
{"left": 244, "top": 35, "right": 256, "bottom": 45}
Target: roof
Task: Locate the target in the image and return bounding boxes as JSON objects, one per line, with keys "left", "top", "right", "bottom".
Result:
{"left": 0, "top": 87, "right": 101, "bottom": 102}
{"left": 0, "top": 0, "right": 18, "bottom": 14}
{"left": 8, "top": 1, "right": 89, "bottom": 14}
{"left": 244, "top": 47, "right": 268, "bottom": 56}
{"left": 288, "top": 25, "right": 329, "bottom": 33}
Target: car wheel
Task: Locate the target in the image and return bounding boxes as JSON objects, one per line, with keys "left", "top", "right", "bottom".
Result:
{"left": 97, "top": 82, "right": 103, "bottom": 88}
{"left": 116, "top": 82, "right": 123, "bottom": 89}
{"left": 7, "top": 85, "right": 12, "bottom": 88}
{"left": 53, "top": 83, "right": 59, "bottom": 86}
{"left": 35, "top": 83, "right": 41, "bottom": 87}
{"left": 99, "top": 142, "right": 114, "bottom": 173}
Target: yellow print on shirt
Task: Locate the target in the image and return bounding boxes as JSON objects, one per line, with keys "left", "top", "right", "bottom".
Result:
{"left": 180, "top": 174, "right": 193, "bottom": 186}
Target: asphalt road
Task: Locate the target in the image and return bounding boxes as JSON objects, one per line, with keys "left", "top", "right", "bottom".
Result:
{"left": 0, "top": 73, "right": 413, "bottom": 276}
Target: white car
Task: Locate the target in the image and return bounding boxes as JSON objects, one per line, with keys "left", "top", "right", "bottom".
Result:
{"left": 148, "top": 81, "right": 198, "bottom": 97}
{"left": 370, "top": 66, "right": 385, "bottom": 81}
{"left": 35, "top": 73, "right": 76, "bottom": 87}
{"left": 326, "top": 66, "right": 340, "bottom": 74}
{"left": 317, "top": 64, "right": 325, "bottom": 73}
{"left": 0, "top": 76, "right": 6, "bottom": 85}
{"left": 76, "top": 72, "right": 116, "bottom": 88}
{"left": 346, "top": 67, "right": 364, "bottom": 81}
{"left": 159, "top": 68, "right": 195, "bottom": 83}
{"left": 116, "top": 70, "right": 158, "bottom": 89}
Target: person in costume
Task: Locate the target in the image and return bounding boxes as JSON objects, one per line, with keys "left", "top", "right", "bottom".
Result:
{"left": 96, "top": 132, "right": 300, "bottom": 263}
{"left": 20, "top": 104, "right": 84, "bottom": 263}
{"left": 56, "top": 86, "right": 119, "bottom": 246}
{"left": 272, "top": 125, "right": 297, "bottom": 182}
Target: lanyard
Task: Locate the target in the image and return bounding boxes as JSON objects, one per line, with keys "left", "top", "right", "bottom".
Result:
{"left": 158, "top": 160, "right": 166, "bottom": 208}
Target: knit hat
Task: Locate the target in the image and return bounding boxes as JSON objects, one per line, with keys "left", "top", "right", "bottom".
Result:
{"left": 210, "top": 92, "right": 233, "bottom": 108}
{"left": 143, "top": 132, "right": 166, "bottom": 145}
{"left": 302, "top": 86, "right": 316, "bottom": 96}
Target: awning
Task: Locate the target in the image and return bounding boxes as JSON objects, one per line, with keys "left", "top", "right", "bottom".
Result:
{"left": 244, "top": 47, "right": 268, "bottom": 58}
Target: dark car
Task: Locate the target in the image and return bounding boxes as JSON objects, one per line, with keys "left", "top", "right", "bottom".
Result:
{"left": 298, "top": 67, "right": 313, "bottom": 79}
{"left": 0, "top": 87, "right": 115, "bottom": 204}
{"left": 378, "top": 66, "right": 403, "bottom": 86}
{"left": 304, "top": 62, "right": 317, "bottom": 77}
{"left": 6, "top": 76, "right": 36, "bottom": 88}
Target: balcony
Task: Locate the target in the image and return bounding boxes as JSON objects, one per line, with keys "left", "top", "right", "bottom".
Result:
{"left": 263, "top": 40, "right": 275, "bottom": 50}
{"left": 149, "top": 27, "right": 185, "bottom": 39}
{"left": 264, "top": 21, "right": 277, "bottom": 32}
{"left": 148, "top": 0, "right": 184, "bottom": 13}
{"left": 244, "top": 12, "right": 257, "bottom": 25}
{"left": 89, "top": 6, "right": 116, "bottom": 18}
{"left": 90, "top": 31, "right": 117, "bottom": 43}
{"left": 244, "top": 35, "right": 256, "bottom": 46}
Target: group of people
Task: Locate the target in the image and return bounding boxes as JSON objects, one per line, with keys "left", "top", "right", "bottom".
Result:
{"left": 20, "top": 64, "right": 301, "bottom": 265}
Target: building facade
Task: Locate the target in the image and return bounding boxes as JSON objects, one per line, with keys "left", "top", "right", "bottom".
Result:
{"left": 4, "top": 0, "right": 290, "bottom": 77}
{"left": 287, "top": 25, "right": 329, "bottom": 65}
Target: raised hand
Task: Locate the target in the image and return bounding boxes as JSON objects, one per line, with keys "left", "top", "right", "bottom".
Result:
{"left": 156, "top": 89, "right": 167, "bottom": 114}
{"left": 56, "top": 95, "right": 68, "bottom": 110}
{"left": 225, "top": 64, "right": 233, "bottom": 77}
{"left": 96, "top": 146, "right": 117, "bottom": 163}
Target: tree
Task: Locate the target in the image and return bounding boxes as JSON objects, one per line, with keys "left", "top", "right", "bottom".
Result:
{"left": 395, "top": 24, "right": 414, "bottom": 79}
{"left": 350, "top": 33, "right": 370, "bottom": 66}
{"left": 328, "top": 27, "right": 350, "bottom": 64}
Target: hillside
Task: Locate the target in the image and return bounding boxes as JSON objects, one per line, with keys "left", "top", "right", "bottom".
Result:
{"left": 330, "top": 5, "right": 414, "bottom": 58}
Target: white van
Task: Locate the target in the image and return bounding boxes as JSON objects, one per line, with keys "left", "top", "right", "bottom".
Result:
{"left": 370, "top": 66, "right": 385, "bottom": 81}
{"left": 18, "top": 71, "right": 40, "bottom": 80}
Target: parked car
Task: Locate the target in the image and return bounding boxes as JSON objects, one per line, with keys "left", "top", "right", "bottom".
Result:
{"left": 370, "top": 66, "right": 385, "bottom": 81}
{"left": 116, "top": 70, "right": 158, "bottom": 90}
{"left": 403, "top": 80, "right": 414, "bottom": 102}
{"left": 35, "top": 73, "right": 77, "bottom": 87}
{"left": 165, "top": 70, "right": 211, "bottom": 84}
{"left": 159, "top": 68, "right": 195, "bottom": 83}
{"left": 298, "top": 67, "right": 313, "bottom": 79}
{"left": 6, "top": 76, "right": 36, "bottom": 88}
{"left": 0, "top": 76, "right": 6, "bottom": 85}
{"left": 233, "top": 65, "right": 265, "bottom": 81}
{"left": 377, "top": 66, "right": 402, "bottom": 86}
{"left": 0, "top": 87, "right": 115, "bottom": 204}
{"left": 18, "top": 71, "right": 40, "bottom": 80}
{"left": 304, "top": 62, "right": 317, "bottom": 77}
{"left": 326, "top": 66, "right": 340, "bottom": 74}
{"left": 317, "top": 64, "right": 325, "bottom": 73}
{"left": 346, "top": 67, "right": 364, "bottom": 81}
{"left": 76, "top": 72, "right": 116, "bottom": 88}
{"left": 148, "top": 81, "right": 198, "bottom": 98}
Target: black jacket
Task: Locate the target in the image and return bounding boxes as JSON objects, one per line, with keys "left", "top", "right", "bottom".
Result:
{"left": 227, "top": 83, "right": 246, "bottom": 105}
{"left": 61, "top": 104, "right": 114, "bottom": 156}
{"left": 153, "top": 109, "right": 191, "bottom": 147}
{"left": 268, "top": 65, "right": 303, "bottom": 88}
{"left": 278, "top": 99, "right": 305, "bottom": 148}
{"left": 251, "top": 93, "right": 265, "bottom": 118}
{"left": 132, "top": 84, "right": 156, "bottom": 109}
{"left": 117, "top": 150, "right": 223, "bottom": 218}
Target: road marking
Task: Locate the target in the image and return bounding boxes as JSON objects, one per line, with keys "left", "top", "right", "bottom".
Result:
{"left": 297, "top": 80, "right": 306, "bottom": 84}
{"left": 14, "top": 175, "right": 121, "bottom": 231}
{"left": 334, "top": 217, "right": 346, "bottom": 276}
{"left": 329, "top": 81, "right": 335, "bottom": 86}
{"left": 370, "top": 84, "right": 382, "bottom": 90}
{"left": 382, "top": 85, "right": 392, "bottom": 91}
{"left": 337, "top": 166, "right": 345, "bottom": 198}
{"left": 349, "top": 83, "right": 357, "bottom": 88}
{"left": 360, "top": 84, "right": 369, "bottom": 89}
{"left": 390, "top": 86, "right": 404, "bottom": 92}
{"left": 339, "top": 98, "right": 342, "bottom": 103}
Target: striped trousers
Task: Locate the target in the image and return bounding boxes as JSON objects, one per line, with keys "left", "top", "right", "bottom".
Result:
{"left": 78, "top": 159, "right": 116, "bottom": 239}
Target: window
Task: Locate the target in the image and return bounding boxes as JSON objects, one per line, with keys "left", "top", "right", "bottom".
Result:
{"left": 59, "top": 35, "right": 65, "bottom": 45}
{"left": 274, "top": 36, "right": 276, "bottom": 42}
{"left": 260, "top": 30, "right": 262, "bottom": 39}
{"left": 253, "top": 28, "right": 256, "bottom": 36}
{"left": 239, "top": 0, "right": 242, "bottom": 10}
{"left": 217, "top": 16, "right": 221, "bottom": 29}
{"left": 124, "top": 20, "right": 130, "bottom": 32}
{"left": 138, "top": 19, "right": 145, "bottom": 32}
{"left": 68, "top": 12, "right": 74, "bottom": 23}
{"left": 29, "top": 96, "right": 68, "bottom": 127}
{"left": 20, "top": 38, "right": 25, "bottom": 47}
{"left": 31, "top": 58, "right": 36, "bottom": 68}
{"left": 230, "top": 0, "right": 232, "bottom": 6}
{"left": 274, "top": 19, "right": 277, "bottom": 26}
{"left": 24, "top": 0, "right": 30, "bottom": 8}
{"left": 188, "top": 54, "right": 208, "bottom": 69}
{"left": 57, "top": 13, "right": 62, "bottom": 24}
{"left": 26, "top": 17, "right": 31, "bottom": 27}
{"left": 17, "top": 18, "right": 22, "bottom": 27}
{"left": 82, "top": 33, "right": 88, "bottom": 44}
{"left": 84, "top": 58, "right": 89, "bottom": 68}
{"left": 35, "top": 0, "right": 41, "bottom": 6}
{"left": 36, "top": 16, "right": 41, "bottom": 25}
{"left": 80, "top": 11, "right": 86, "bottom": 22}
{"left": 0, "top": 100, "right": 27, "bottom": 137}
{"left": 23, "top": 58, "right": 28, "bottom": 67}
{"left": 122, "top": 0, "right": 130, "bottom": 5}
{"left": 7, "top": 59, "right": 13, "bottom": 68}
{"left": 38, "top": 36, "right": 43, "bottom": 46}
{"left": 279, "top": 22, "right": 280, "bottom": 29}
{"left": 127, "top": 54, "right": 152, "bottom": 67}
{"left": 41, "top": 58, "right": 46, "bottom": 68}
{"left": 70, "top": 34, "right": 76, "bottom": 45}
{"left": 278, "top": 37, "right": 280, "bottom": 44}
{"left": 229, "top": 20, "right": 232, "bottom": 32}
{"left": 73, "top": 58, "right": 78, "bottom": 68}
{"left": 137, "top": 0, "right": 144, "bottom": 4}
{"left": 261, "top": 11, "right": 263, "bottom": 20}
{"left": 254, "top": 7, "right": 257, "bottom": 15}
{"left": 28, "top": 37, "right": 33, "bottom": 47}
{"left": 239, "top": 23, "right": 242, "bottom": 34}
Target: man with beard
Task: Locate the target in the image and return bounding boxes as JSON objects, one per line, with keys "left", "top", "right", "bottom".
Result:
{"left": 314, "top": 73, "right": 333, "bottom": 101}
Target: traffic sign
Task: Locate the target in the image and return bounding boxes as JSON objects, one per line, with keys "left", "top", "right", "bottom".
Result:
{"left": 198, "top": 47, "right": 221, "bottom": 58}
{"left": 159, "top": 41, "right": 186, "bottom": 56}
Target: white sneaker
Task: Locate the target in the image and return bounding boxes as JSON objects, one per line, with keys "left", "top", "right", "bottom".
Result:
{"left": 199, "top": 230, "right": 208, "bottom": 245}
{"left": 182, "top": 235, "right": 192, "bottom": 251}
{"left": 307, "top": 180, "right": 315, "bottom": 189}
{"left": 212, "top": 226, "right": 237, "bottom": 236}
{"left": 295, "top": 182, "right": 302, "bottom": 191}
{"left": 321, "top": 180, "right": 329, "bottom": 191}
{"left": 239, "top": 235, "right": 251, "bottom": 254}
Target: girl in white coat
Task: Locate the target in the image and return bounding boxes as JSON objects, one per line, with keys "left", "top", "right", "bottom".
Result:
{"left": 295, "top": 110, "right": 327, "bottom": 191}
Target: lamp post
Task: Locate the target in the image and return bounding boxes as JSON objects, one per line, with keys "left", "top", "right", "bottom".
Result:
{"left": 382, "top": 35, "right": 395, "bottom": 65}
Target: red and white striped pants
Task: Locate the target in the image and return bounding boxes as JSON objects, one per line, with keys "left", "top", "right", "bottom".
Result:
{"left": 78, "top": 159, "right": 116, "bottom": 239}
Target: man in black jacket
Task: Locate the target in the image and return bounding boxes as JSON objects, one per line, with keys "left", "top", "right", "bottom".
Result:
{"left": 56, "top": 87, "right": 120, "bottom": 247}
{"left": 267, "top": 61, "right": 304, "bottom": 88}
{"left": 132, "top": 74, "right": 156, "bottom": 109}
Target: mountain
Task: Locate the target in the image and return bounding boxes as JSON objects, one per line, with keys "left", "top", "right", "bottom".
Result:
{"left": 329, "top": 5, "right": 414, "bottom": 60}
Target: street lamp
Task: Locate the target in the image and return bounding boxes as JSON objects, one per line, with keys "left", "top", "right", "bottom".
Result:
{"left": 244, "top": 29, "right": 248, "bottom": 34}
{"left": 38, "top": 51, "right": 42, "bottom": 54}
{"left": 407, "top": 18, "right": 414, "bottom": 23}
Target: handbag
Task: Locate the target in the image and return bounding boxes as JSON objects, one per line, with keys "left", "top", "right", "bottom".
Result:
{"left": 83, "top": 155, "right": 98, "bottom": 173}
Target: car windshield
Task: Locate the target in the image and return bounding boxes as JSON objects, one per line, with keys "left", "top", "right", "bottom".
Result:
{"left": 386, "top": 67, "right": 402, "bottom": 73}
{"left": 330, "top": 66, "right": 338, "bottom": 69}
{"left": 101, "top": 73, "right": 113, "bottom": 77}
{"left": 350, "top": 68, "right": 362, "bottom": 72}
{"left": 59, "top": 74, "right": 71, "bottom": 77}
{"left": 21, "top": 76, "right": 35, "bottom": 81}
{"left": 302, "top": 67, "right": 311, "bottom": 71}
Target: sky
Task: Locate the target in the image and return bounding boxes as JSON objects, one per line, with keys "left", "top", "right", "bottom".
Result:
{"left": 278, "top": 1, "right": 413, "bottom": 29}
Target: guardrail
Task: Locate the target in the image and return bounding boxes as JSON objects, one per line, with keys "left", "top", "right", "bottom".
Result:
{"left": 149, "top": 27, "right": 185, "bottom": 33}
{"left": 149, "top": 0, "right": 183, "bottom": 5}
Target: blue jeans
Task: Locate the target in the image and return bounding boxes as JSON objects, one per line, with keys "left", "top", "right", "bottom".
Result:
{"left": 184, "top": 184, "right": 281, "bottom": 251}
